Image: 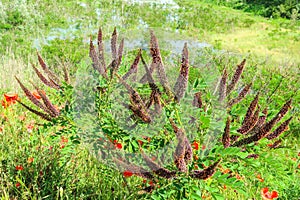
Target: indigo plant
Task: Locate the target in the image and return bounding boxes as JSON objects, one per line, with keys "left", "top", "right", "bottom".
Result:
{"left": 15, "top": 27, "right": 295, "bottom": 198}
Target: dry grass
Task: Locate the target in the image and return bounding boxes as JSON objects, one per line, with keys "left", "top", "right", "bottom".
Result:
{"left": 210, "top": 22, "right": 300, "bottom": 65}
{"left": 0, "top": 52, "right": 38, "bottom": 92}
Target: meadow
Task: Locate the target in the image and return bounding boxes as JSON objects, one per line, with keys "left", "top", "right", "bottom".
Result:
{"left": 0, "top": 0, "right": 299, "bottom": 199}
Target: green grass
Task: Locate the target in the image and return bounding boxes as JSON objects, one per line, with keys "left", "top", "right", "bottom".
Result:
{"left": 0, "top": 0, "right": 299, "bottom": 199}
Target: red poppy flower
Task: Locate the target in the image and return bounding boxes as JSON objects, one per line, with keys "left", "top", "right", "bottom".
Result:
{"left": 115, "top": 142, "right": 122, "bottom": 149}
{"left": 192, "top": 141, "right": 199, "bottom": 150}
{"left": 4, "top": 93, "right": 19, "bottom": 102}
{"left": 15, "top": 182, "right": 21, "bottom": 187}
{"left": 2, "top": 93, "right": 19, "bottom": 108}
{"left": 143, "top": 179, "right": 147, "bottom": 183}
{"left": 15, "top": 165, "right": 24, "bottom": 171}
{"left": 261, "top": 187, "right": 278, "bottom": 200}
{"left": 123, "top": 171, "right": 133, "bottom": 178}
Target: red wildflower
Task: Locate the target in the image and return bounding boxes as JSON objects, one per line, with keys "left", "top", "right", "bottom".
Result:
{"left": 60, "top": 136, "right": 69, "bottom": 149}
{"left": 112, "top": 140, "right": 122, "bottom": 149}
{"left": 223, "top": 168, "right": 231, "bottom": 174}
{"left": 192, "top": 141, "right": 199, "bottom": 150}
{"left": 26, "top": 122, "right": 35, "bottom": 133}
{"left": 123, "top": 171, "right": 133, "bottom": 178}
{"left": 32, "top": 90, "right": 41, "bottom": 100}
{"left": 202, "top": 145, "right": 206, "bottom": 150}
{"left": 298, "top": 152, "right": 300, "bottom": 157}
{"left": 142, "top": 136, "right": 151, "bottom": 142}
{"left": 236, "top": 174, "right": 242, "bottom": 180}
{"left": 19, "top": 115, "right": 26, "bottom": 121}
{"left": 1, "top": 93, "right": 19, "bottom": 108}
{"left": 0, "top": 113, "right": 7, "bottom": 120}
{"left": 61, "top": 136, "right": 68, "bottom": 143}
{"left": 15, "top": 165, "right": 24, "bottom": 171}
{"left": 32, "top": 90, "right": 46, "bottom": 100}
{"left": 4, "top": 93, "right": 19, "bottom": 102}
{"left": 115, "top": 142, "right": 122, "bottom": 149}
{"left": 137, "top": 140, "right": 143, "bottom": 146}
{"left": 27, "top": 157, "right": 34, "bottom": 164}
{"left": 15, "top": 182, "right": 21, "bottom": 187}
{"left": 298, "top": 164, "right": 300, "bottom": 169}
{"left": 149, "top": 180, "right": 154, "bottom": 186}
{"left": 256, "top": 174, "right": 264, "bottom": 182}
{"left": 143, "top": 179, "right": 147, "bottom": 183}
{"left": 261, "top": 188, "right": 278, "bottom": 200}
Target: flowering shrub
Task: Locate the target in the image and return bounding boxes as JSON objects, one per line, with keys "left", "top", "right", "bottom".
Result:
{"left": 6, "top": 27, "right": 297, "bottom": 199}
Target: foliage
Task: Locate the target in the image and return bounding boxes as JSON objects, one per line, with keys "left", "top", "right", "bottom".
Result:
{"left": 204, "top": 0, "right": 300, "bottom": 19}
{"left": 0, "top": 0, "right": 299, "bottom": 199}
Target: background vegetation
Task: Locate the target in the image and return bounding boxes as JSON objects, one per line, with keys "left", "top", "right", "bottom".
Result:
{"left": 206, "top": 0, "right": 300, "bottom": 20}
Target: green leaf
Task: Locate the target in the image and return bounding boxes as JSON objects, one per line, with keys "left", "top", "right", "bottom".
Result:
{"left": 193, "top": 78, "right": 199, "bottom": 89}
{"left": 190, "top": 192, "right": 202, "bottom": 200}
{"left": 220, "top": 147, "right": 241, "bottom": 155}
{"left": 212, "top": 193, "right": 225, "bottom": 200}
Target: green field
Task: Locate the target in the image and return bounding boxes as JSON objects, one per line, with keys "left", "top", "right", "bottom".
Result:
{"left": 0, "top": 0, "right": 299, "bottom": 199}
